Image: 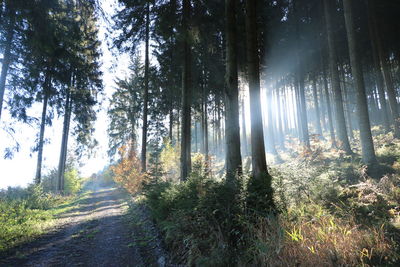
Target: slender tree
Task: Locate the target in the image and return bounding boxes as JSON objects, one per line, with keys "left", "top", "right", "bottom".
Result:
{"left": 141, "top": 2, "right": 150, "bottom": 172}
{"left": 0, "top": 1, "right": 15, "bottom": 121}
{"left": 342, "top": 0, "right": 376, "bottom": 164}
{"left": 180, "top": 0, "right": 192, "bottom": 181}
{"left": 323, "top": 0, "right": 352, "bottom": 154}
{"left": 224, "top": 0, "right": 242, "bottom": 180}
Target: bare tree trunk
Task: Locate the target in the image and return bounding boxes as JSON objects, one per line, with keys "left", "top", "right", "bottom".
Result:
{"left": 367, "top": 0, "right": 390, "bottom": 132}
{"left": 367, "top": 0, "right": 400, "bottom": 138}
{"left": 323, "top": 0, "right": 352, "bottom": 154}
{"left": 35, "top": 77, "right": 51, "bottom": 184}
{"left": 340, "top": 66, "right": 354, "bottom": 140}
{"left": 180, "top": 0, "right": 192, "bottom": 181}
{"left": 245, "top": 0, "right": 269, "bottom": 179}
{"left": 240, "top": 97, "right": 248, "bottom": 157}
{"left": 275, "top": 85, "right": 285, "bottom": 148}
{"left": 266, "top": 87, "right": 280, "bottom": 158}
{"left": 169, "top": 107, "right": 173, "bottom": 142}
{"left": 343, "top": 0, "right": 376, "bottom": 164}
{"left": 0, "top": 7, "right": 15, "bottom": 121}
{"left": 224, "top": 0, "right": 242, "bottom": 179}
{"left": 57, "top": 84, "right": 72, "bottom": 193}
{"left": 321, "top": 52, "right": 336, "bottom": 146}
{"left": 141, "top": 2, "right": 150, "bottom": 172}
{"left": 312, "top": 73, "right": 323, "bottom": 138}
{"left": 318, "top": 76, "right": 328, "bottom": 132}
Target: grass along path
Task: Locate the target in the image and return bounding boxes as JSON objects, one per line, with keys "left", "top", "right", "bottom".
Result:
{"left": 0, "top": 187, "right": 146, "bottom": 266}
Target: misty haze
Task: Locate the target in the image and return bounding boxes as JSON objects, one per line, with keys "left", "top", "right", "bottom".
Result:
{"left": 0, "top": 0, "right": 400, "bottom": 266}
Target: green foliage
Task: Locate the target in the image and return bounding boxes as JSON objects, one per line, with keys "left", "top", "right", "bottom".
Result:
{"left": 143, "top": 174, "right": 246, "bottom": 266}
{"left": 64, "top": 169, "right": 83, "bottom": 195}
{"left": 246, "top": 172, "right": 275, "bottom": 215}
{"left": 0, "top": 185, "right": 78, "bottom": 253}
{"left": 159, "top": 139, "right": 180, "bottom": 182}
{"left": 141, "top": 133, "right": 400, "bottom": 266}
{"left": 40, "top": 167, "right": 83, "bottom": 195}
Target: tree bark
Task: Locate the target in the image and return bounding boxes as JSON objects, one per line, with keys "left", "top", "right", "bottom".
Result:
{"left": 245, "top": 0, "right": 268, "bottom": 178}
{"left": 224, "top": 0, "right": 242, "bottom": 179}
{"left": 169, "top": 107, "right": 173, "bottom": 142}
{"left": 275, "top": 85, "right": 284, "bottom": 148}
{"left": 343, "top": 0, "right": 376, "bottom": 164}
{"left": 141, "top": 2, "right": 150, "bottom": 172}
{"left": 180, "top": 0, "right": 192, "bottom": 181}
{"left": 367, "top": 0, "right": 390, "bottom": 132}
{"left": 57, "top": 85, "right": 72, "bottom": 193}
{"left": 312, "top": 73, "right": 323, "bottom": 138}
{"left": 340, "top": 66, "right": 354, "bottom": 140}
{"left": 35, "top": 77, "right": 51, "bottom": 184}
{"left": 323, "top": 0, "right": 352, "bottom": 154}
{"left": 0, "top": 7, "right": 15, "bottom": 121}
{"left": 241, "top": 97, "right": 248, "bottom": 157}
{"left": 321, "top": 51, "right": 336, "bottom": 146}
{"left": 266, "top": 87, "right": 279, "bottom": 157}
{"left": 367, "top": 0, "right": 400, "bottom": 138}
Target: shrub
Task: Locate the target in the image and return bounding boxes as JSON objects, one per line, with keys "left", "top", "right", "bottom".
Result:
{"left": 159, "top": 140, "right": 180, "bottom": 182}
{"left": 246, "top": 172, "right": 275, "bottom": 215}
{"left": 64, "top": 169, "right": 83, "bottom": 195}
{"left": 112, "top": 146, "right": 149, "bottom": 194}
{"left": 143, "top": 174, "right": 245, "bottom": 266}
{"left": 0, "top": 185, "right": 66, "bottom": 252}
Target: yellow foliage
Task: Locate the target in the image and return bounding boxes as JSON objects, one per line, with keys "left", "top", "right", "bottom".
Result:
{"left": 160, "top": 140, "right": 180, "bottom": 182}
{"left": 111, "top": 146, "right": 149, "bottom": 194}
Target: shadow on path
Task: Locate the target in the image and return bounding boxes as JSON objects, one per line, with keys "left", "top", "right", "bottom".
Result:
{"left": 0, "top": 187, "right": 144, "bottom": 267}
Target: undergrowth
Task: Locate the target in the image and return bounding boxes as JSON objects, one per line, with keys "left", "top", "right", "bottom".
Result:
{"left": 133, "top": 132, "right": 400, "bottom": 266}
{"left": 0, "top": 185, "right": 86, "bottom": 253}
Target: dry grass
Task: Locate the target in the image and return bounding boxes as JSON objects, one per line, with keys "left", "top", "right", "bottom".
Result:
{"left": 247, "top": 206, "right": 398, "bottom": 266}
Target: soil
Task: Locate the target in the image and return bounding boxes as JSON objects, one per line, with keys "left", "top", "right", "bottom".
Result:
{"left": 0, "top": 186, "right": 154, "bottom": 267}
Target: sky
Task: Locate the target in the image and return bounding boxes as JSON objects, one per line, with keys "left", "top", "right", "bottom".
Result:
{"left": 0, "top": 0, "right": 130, "bottom": 189}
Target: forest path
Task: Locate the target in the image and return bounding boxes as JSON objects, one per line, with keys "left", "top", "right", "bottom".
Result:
{"left": 0, "top": 186, "right": 146, "bottom": 267}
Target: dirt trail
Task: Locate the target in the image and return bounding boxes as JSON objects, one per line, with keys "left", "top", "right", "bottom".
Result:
{"left": 0, "top": 187, "right": 146, "bottom": 267}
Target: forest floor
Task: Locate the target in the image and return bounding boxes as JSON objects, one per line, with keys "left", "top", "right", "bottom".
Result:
{"left": 0, "top": 185, "right": 168, "bottom": 267}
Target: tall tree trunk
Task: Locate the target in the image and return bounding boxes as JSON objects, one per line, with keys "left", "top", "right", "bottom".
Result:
{"left": 35, "top": 77, "right": 50, "bottom": 184}
{"left": 322, "top": 52, "right": 336, "bottom": 146}
{"left": 275, "top": 86, "right": 285, "bottom": 148}
{"left": 292, "top": 83, "right": 300, "bottom": 138}
{"left": 266, "top": 87, "right": 279, "bottom": 156}
{"left": 141, "top": 2, "right": 150, "bottom": 172}
{"left": 318, "top": 76, "right": 328, "bottom": 132}
{"left": 312, "top": 73, "right": 323, "bottom": 138}
{"left": 241, "top": 97, "right": 248, "bottom": 157}
{"left": 202, "top": 71, "right": 209, "bottom": 160}
{"left": 340, "top": 66, "right": 354, "bottom": 140}
{"left": 367, "top": 0, "right": 400, "bottom": 138}
{"left": 245, "top": 0, "right": 268, "bottom": 178}
{"left": 216, "top": 95, "right": 222, "bottom": 156}
{"left": 0, "top": 7, "right": 15, "bottom": 121}
{"left": 169, "top": 107, "right": 173, "bottom": 142}
{"left": 224, "top": 0, "right": 242, "bottom": 179}
{"left": 180, "top": 0, "right": 192, "bottom": 181}
{"left": 282, "top": 84, "right": 289, "bottom": 135}
{"left": 367, "top": 1, "right": 390, "bottom": 132}
{"left": 294, "top": 79, "right": 303, "bottom": 142}
{"left": 343, "top": 0, "right": 376, "bottom": 164}
{"left": 57, "top": 85, "right": 72, "bottom": 193}
{"left": 293, "top": 2, "right": 310, "bottom": 148}
{"left": 323, "top": 0, "right": 352, "bottom": 154}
